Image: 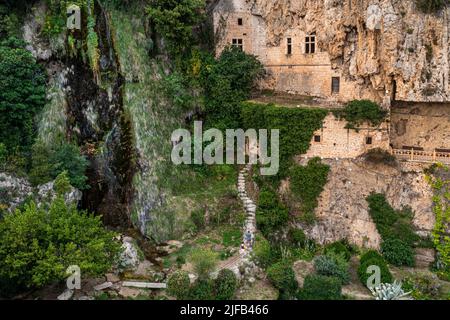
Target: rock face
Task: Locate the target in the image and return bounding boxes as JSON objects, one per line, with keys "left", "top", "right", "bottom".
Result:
{"left": 214, "top": 0, "right": 450, "bottom": 104}
{"left": 298, "top": 159, "right": 434, "bottom": 249}
{"left": 0, "top": 173, "right": 82, "bottom": 212}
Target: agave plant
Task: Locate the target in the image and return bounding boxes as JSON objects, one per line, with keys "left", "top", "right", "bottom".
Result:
{"left": 370, "top": 281, "right": 412, "bottom": 300}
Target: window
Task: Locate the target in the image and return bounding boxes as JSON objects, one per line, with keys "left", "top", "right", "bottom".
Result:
{"left": 232, "top": 38, "right": 243, "bottom": 50}
{"left": 305, "top": 33, "right": 316, "bottom": 54}
{"left": 314, "top": 135, "right": 321, "bottom": 143}
{"left": 287, "top": 38, "right": 292, "bottom": 55}
{"left": 366, "top": 137, "right": 373, "bottom": 145}
{"left": 238, "top": 18, "right": 243, "bottom": 26}
{"left": 332, "top": 77, "right": 340, "bottom": 94}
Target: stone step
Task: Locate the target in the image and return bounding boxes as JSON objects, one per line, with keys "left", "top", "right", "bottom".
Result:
{"left": 122, "top": 281, "right": 167, "bottom": 289}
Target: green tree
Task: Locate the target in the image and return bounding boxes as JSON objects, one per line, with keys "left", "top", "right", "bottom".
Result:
{"left": 167, "top": 270, "right": 191, "bottom": 300}
{"left": 0, "top": 197, "right": 121, "bottom": 296}
{"left": 214, "top": 269, "right": 237, "bottom": 300}
{"left": 147, "top": 0, "right": 205, "bottom": 56}
{"left": 256, "top": 189, "right": 289, "bottom": 238}
{"left": 0, "top": 37, "right": 46, "bottom": 154}
{"left": 267, "top": 261, "right": 298, "bottom": 299}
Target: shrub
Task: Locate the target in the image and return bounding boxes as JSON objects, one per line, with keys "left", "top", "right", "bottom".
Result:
{"left": 360, "top": 250, "right": 384, "bottom": 265}
{"left": 335, "top": 100, "right": 387, "bottom": 129}
{"left": 189, "top": 248, "right": 218, "bottom": 280}
{"left": 0, "top": 37, "right": 46, "bottom": 154}
{"left": 267, "top": 261, "right": 298, "bottom": 298}
{"left": 167, "top": 270, "right": 191, "bottom": 300}
{"left": 314, "top": 252, "right": 350, "bottom": 285}
{"left": 358, "top": 257, "right": 393, "bottom": 287}
{"left": 214, "top": 269, "right": 237, "bottom": 300}
{"left": 190, "top": 209, "right": 205, "bottom": 232}
{"left": 256, "top": 188, "right": 289, "bottom": 238}
{"left": 415, "top": 0, "right": 447, "bottom": 13}
{"left": 297, "top": 275, "right": 342, "bottom": 300}
{"left": 252, "top": 236, "right": 276, "bottom": 269}
{"left": 288, "top": 228, "right": 306, "bottom": 248}
{"left": 381, "top": 239, "right": 415, "bottom": 267}
{"left": 189, "top": 279, "right": 214, "bottom": 300}
{"left": 0, "top": 197, "right": 121, "bottom": 296}
{"left": 402, "top": 272, "right": 442, "bottom": 300}
{"left": 147, "top": 0, "right": 205, "bottom": 56}
{"left": 365, "top": 148, "right": 397, "bottom": 166}
{"left": 324, "top": 241, "right": 352, "bottom": 261}
{"left": 290, "top": 158, "right": 330, "bottom": 223}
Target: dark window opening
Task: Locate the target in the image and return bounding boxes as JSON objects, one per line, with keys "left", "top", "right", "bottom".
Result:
{"left": 314, "top": 135, "right": 321, "bottom": 143}
{"left": 366, "top": 137, "right": 373, "bottom": 145}
{"left": 232, "top": 38, "right": 243, "bottom": 50}
{"left": 287, "top": 38, "right": 292, "bottom": 55}
{"left": 332, "top": 77, "right": 340, "bottom": 94}
{"left": 305, "top": 33, "right": 316, "bottom": 54}
{"left": 238, "top": 18, "right": 243, "bottom": 26}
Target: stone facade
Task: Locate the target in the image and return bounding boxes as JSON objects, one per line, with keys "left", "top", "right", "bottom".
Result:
{"left": 302, "top": 113, "right": 390, "bottom": 159}
{"left": 213, "top": 0, "right": 450, "bottom": 105}
{"left": 390, "top": 102, "right": 450, "bottom": 151}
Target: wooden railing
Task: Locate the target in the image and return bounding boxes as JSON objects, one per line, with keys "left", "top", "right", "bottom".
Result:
{"left": 391, "top": 148, "right": 450, "bottom": 164}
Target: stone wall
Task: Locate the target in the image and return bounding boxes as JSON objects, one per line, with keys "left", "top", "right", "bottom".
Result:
{"left": 390, "top": 102, "right": 450, "bottom": 151}
{"left": 302, "top": 113, "right": 390, "bottom": 159}
{"left": 213, "top": 0, "right": 450, "bottom": 105}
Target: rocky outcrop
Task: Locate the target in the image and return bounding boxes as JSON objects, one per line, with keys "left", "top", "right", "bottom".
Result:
{"left": 226, "top": 0, "right": 450, "bottom": 103}
{"left": 297, "top": 158, "right": 434, "bottom": 249}
{"left": 0, "top": 173, "right": 82, "bottom": 212}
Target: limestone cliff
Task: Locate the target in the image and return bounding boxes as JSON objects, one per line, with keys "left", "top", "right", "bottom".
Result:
{"left": 296, "top": 158, "right": 434, "bottom": 249}
{"left": 230, "top": 0, "right": 450, "bottom": 103}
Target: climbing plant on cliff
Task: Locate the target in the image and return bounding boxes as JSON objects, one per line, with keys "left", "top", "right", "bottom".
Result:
{"left": 146, "top": 0, "right": 205, "bottom": 57}
{"left": 334, "top": 100, "right": 387, "bottom": 130}
{"left": 425, "top": 164, "right": 450, "bottom": 280}
{"left": 241, "top": 102, "right": 327, "bottom": 179}
{"left": 0, "top": 37, "right": 46, "bottom": 155}
{"left": 290, "top": 158, "right": 330, "bottom": 224}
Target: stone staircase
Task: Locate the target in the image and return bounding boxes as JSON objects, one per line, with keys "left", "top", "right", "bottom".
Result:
{"left": 237, "top": 164, "right": 257, "bottom": 254}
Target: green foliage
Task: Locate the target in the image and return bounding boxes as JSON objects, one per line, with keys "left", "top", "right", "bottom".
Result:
{"left": 0, "top": 38, "right": 46, "bottom": 154}
{"left": 324, "top": 241, "right": 352, "bottom": 261}
{"left": 203, "top": 47, "right": 264, "bottom": 130}
{"left": 0, "top": 197, "right": 121, "bottom": 295}
{"left": 188, "top": 248, "right": 218, "bottom": 280}
{"left": 190, "top": 209, "right": 205, "bottom": 232}
{"left": 214, "top": 269, "right": 237, "bottom": 300}
{"left": 366, "top": 193, "right": 419, "bottom": 260}
{"left": 290, "top": 158, "right": 330, "bottom": 223}
{"left": 167, "top": 270, "right": 191, "bottom": 300}
{"left": 222, "top": 227, "right": 242, "bottom": 247}
{"left": 241, "top": 102, "right": 327, "bottom": 179}
{"left": 297, "top": 275, "right": 342, "bottom": 300}
{"left": 53, "top": 171, "right": 72, "bottom": 196}
{"left": 189, "top": 278, "right": 214, "bottom": 300}
{"left": 147, "top": 0, "right": 205, "bottom": 56}
{"left": 256, "top": 188, "right": 289, "bottom": 239}
{"left": 267, "top": 261, "right": 298, "bottom": 298}
{"left": 425, "top": 165, "right": 450, "bottom": 280}
{"left": 358, "top": 252, "right": 393, "bottom": 287}
{"left": 381, "top": 238, "right": 415, "bottom": 267}
{"left": 402, "top": 272, "right": 442, "bottom": 300}
{"left": 30, "top": 142, "right": 89, "bottom": 190}
{"left": 252, "top": 236, "right": 277, "bottom": 269}
{"left": 314, "top": 251, "right": 350, "bottom": 284}
{"left": 334, "top": 100, "right": 387, "bottom": 129}
{"left": 415, "top": 0, "right": 447, "bottom": 13}
{"left": 288, "top": 228, "right": 306, "bottom": 248}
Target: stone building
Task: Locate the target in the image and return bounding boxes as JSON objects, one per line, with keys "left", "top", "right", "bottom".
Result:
{"left": 213, "top": 0, "right": 450, "bottom": 106}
